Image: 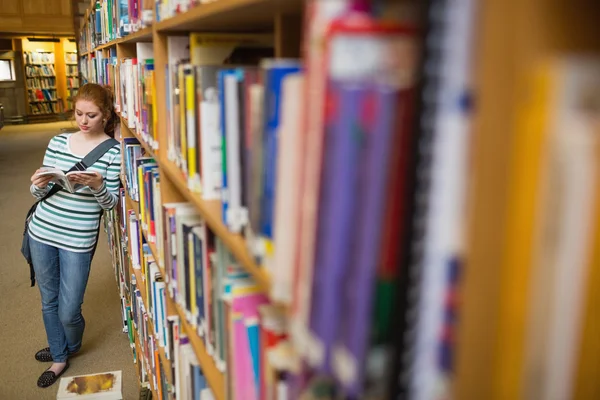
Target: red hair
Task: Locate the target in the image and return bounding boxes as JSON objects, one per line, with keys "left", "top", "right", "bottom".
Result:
{"left": 73, "top": 83, "right": 120, "bottom": 138}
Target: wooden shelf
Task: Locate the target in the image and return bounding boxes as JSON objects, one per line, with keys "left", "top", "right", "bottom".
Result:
{"left": 122, "top": 27, "right": 154, "bottom": 44}
{"left": 126, "top": 183, "right": 222, "bottom": 399}
{"left": 133, "top": 327, "right": 160, "bottom": 400}
{"left": 120, "top": 117, "right": 157, "bottom": 160}
{"left": 91, "top": 26, "right": 153, "bottom": 52}
{"left": 155, "top": 0, "right": 302, "bottom": 33}
{"left": 175, "top": 302, "right": 226, "bottom": 400}
{"left": 160, "top": 157, "right": 271, "bottom": 293}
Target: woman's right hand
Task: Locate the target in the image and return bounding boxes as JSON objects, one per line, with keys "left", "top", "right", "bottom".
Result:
{"left": 31, "top": 169, "right": 53, "bottom": 189}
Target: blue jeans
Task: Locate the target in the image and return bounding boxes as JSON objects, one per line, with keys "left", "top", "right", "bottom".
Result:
{"left": 28, "top": 234, "right": 93, "bottom": 363}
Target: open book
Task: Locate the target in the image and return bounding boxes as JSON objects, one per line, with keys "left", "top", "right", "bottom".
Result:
{"left": 36, "top": 168, "right": 96, "bottom": 193}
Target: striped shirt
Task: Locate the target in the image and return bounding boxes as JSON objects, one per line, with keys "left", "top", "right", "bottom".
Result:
{"left": 28, "top": 133, "right": 121, "bottom": 253}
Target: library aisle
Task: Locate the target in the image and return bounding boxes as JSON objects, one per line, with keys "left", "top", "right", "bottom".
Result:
{"left": 0, "top": 122, "right": 138, "bottom": 399}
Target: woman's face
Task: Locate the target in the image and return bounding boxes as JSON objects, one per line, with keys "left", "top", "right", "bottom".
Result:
{"left": 75, "top": 100, "right": 104, "bottom": 134}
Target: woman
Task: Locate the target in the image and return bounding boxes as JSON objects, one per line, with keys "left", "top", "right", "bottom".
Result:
{"left": 28, "top": 83, "right": 121, "bottom": 388}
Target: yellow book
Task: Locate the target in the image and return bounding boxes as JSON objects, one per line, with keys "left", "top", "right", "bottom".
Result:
{"left": 494, "top": 59, "right": 553, "bottom": 399}
{"left": 496, "top": 56, "right": 600, "bottom": 399}
{"left": 179, "top": 64, "right": 187, "bottom": 173}
{"left": 185, "top": 68, "right": 198, "bottom": 191}
{"left": 574, "top": 173, "right": 600, "bottom": 400}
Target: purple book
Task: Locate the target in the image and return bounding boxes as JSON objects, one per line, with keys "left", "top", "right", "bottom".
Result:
{"left": 334, "top": 86, "right": 398, "bottom": 396}
{"left": 308, "top": 83, "right": 366, "bottom": 373}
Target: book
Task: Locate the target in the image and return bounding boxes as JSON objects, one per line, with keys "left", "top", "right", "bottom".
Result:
{"left": 35, "top": 168, "right": 97, "bottom": 193}
{"left": 56, "top": 370, "right": 122, "bottom": 399}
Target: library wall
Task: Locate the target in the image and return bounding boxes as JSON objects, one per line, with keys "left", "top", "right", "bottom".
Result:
{"left": 0, "top": 49, "right": 26, "bottom": 119}
{"left": 0, "top": 0, "right": 74, "bottom": 35}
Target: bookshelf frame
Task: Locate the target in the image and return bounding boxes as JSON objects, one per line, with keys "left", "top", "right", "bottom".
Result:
{"left": 77, "top": 0, "right": 600, "bottom": 398}
{"left": 79, "top": 1, "right": 304, "bottom": 399}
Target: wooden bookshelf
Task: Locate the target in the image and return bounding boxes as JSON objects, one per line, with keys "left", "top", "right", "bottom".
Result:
{"left": 125, "top": 195, "right": 173, "bottom": 398}
{"left": 120, "top": 118, "right": 157, "bottom": 160}
{"left": 154, "top": 0, "right": 302, "bottom": 32}
{"left": 79, "top": 0, "right": 600, "bottom": 399}
{"left": 159, "top": 157, "right": 271, "bottom": 292}
{"left": 133, "top": 331, "right": 159, "bottom": 400}
{"left": 174, "top": 301, "right": 226, "bottom": 400}
{"left": 81, "top": 0, "right": 295, "bottom": 399}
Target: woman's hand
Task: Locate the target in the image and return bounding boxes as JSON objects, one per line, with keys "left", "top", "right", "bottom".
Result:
{"left": 31, "top": 169, "right": 53, "bottom": 188}
{"left": 68, "top": 171, "right": 104, "bottom": 191}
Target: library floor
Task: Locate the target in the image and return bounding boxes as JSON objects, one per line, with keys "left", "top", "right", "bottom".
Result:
{"left": 0, "top": 122, "right": 138, "bottom": 399}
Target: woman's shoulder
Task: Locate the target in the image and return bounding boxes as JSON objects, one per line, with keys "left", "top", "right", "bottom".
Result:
{"left": 104, "top": 138, "right": 121, "bottom": 161}
{"left": 48, "top": 133, "right": 70, "bottom": 149}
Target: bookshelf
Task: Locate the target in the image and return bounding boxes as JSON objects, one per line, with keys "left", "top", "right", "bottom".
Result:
{"left": 80, "top": 1, "right": 303, "bottom": 397}
{"left": 84, "top": 0, "right": 600, "bottom": 399}
{"left": 23, "top": 49, "right": 59, "bottom": 116}
{"left": 65, "top": 50, "right": 80, "bottom": 111}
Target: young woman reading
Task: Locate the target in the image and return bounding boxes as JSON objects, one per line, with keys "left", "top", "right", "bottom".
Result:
{"left": 28, "top": 83, "right": 121, "bottom": 388}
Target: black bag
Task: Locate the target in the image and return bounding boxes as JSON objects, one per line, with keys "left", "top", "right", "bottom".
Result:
{"left": 22, "top": 138, "right": 119, "bottom": 287}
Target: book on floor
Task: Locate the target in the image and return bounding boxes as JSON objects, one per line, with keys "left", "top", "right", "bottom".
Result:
{"left": 56, "top": 370, "right": 122, "bottom": 399}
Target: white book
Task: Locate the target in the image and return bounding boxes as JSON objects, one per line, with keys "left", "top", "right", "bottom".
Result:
{"left": 224, "top": 74, "right": 248, "bottom": 233}
{"left": 35, "top": 169, "right": 96, "bottom": 193}
{"left": 166, "top": 36, "right": 191, "bottom": 164}
{"left": 270, "top": 73, "right": 305, "bottom": 304}
{"left": 200, "top": 87, "right": 222, "bottom": 200}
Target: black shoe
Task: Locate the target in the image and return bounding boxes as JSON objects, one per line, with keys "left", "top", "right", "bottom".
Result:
{"left": 34, "top": 347, "right": 52, "bottom": 362}
{"left": 37, "top": 362, "right": 69, "bottom": 388}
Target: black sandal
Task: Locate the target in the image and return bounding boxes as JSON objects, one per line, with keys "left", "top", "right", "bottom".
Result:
{"left": 35, "top": 347, "right": 78, "bottom": 362}
{"left": 37, "top": 362, "right": 69, "bottom": 388}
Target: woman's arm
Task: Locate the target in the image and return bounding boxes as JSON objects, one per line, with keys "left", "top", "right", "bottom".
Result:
{"left": 89, "top": 147, "right": 121, "bottom": 210}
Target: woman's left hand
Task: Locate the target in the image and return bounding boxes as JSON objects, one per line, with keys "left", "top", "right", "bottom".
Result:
{"left": 68, "top": 171, "right": 104, "bottom": 191}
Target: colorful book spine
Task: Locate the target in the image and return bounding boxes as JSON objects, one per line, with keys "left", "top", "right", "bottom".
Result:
{"left": 259, "top": 59, "right": 303, "bottom": 241}
{"left": 333, "top": 87, "right": 398, "bottom": 396}
{"left": 307, "top": 83, "right": 365, "bottom": 372}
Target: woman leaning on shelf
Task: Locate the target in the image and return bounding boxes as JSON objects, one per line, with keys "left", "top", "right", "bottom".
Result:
{"left": 27, "top": 83, "right": 121, "bottom": 388}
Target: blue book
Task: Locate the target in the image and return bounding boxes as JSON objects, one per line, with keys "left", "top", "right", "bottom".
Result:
{"left": 119, "top": 0, "right": 129, "bottom": 37}
{"left": 217, "top": 69, "right": 242, "bottom": 227}
{"left": 193, "top": 227, "right": 205, "bottom": 329}
{"left": 259, "top": 59, "right": 302, "bottom": 240}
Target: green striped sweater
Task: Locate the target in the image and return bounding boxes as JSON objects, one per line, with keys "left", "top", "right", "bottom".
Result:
{"left": 28, "top": 133, "right": 121, "bottom": 253}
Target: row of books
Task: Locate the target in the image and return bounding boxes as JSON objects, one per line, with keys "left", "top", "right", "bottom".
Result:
{"left": 118, "top": 44, "right": 157, "bottom": 149}
{"left": 27, "top": 77, "right": 56, "bottom": 89}
{"left": 30, "top": 102, "right": 59, "bottom": 114}
{"left": 28, "top": 88, "right": 58, "bottom": 102}
{"left": 24, "top": 51, "right": 54, "bottom": 64}
{"left": 117, "top": 137, "right": 299, "bottom": 398}
{"left": 25, "top": 65, "right": 56, "bottom": 78}
{"left": 96, "top": 5, "right": 460, "bottom": 398}
{"left": 67, "top": 65, "right": 79, "bottom": 76}
{"left": 161, "top": 32, "right": 275, "bottom": 203}
{"left": 80, "top": 0, "right": 153, "bottom": 52}
{"left": 66, "top": 51, "right": 78, "bottom": 64}
{"left": 119, "top": 23, "right": 408, "bottom": 397}
{"left": 91, "top": 0, "right": 600, "bottom": 398}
